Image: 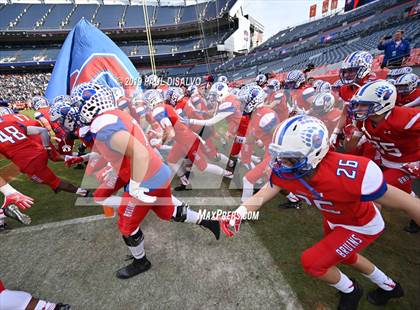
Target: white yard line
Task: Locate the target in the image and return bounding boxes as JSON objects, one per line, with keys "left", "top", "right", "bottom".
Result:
{"left": 7, "top": 213, "right": 113, "bottom": 235}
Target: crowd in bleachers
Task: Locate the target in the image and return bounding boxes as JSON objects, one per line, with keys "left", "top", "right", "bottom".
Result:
{"left": 0, "top": 73, "right": 50, "bottom": 106}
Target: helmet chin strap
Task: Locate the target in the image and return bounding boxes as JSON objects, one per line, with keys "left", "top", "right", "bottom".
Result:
{"left": 297, "top": 177, "right": 322, "bottom": 200}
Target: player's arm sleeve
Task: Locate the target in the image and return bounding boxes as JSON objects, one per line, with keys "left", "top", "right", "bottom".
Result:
{"left": 360, "top": 160, "right": 388, "bottom": 201}
{"left": 26, "top": 126, "right": 50, "bottom": 147}
{"left": 90, "top": 114, "right": 128, "bottom": 150}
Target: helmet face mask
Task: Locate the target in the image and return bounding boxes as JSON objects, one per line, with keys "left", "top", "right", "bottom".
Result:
{"left": 32, "top": 96, "right": 49, "bottom": 110}
{"left": 339, "top": 66, "right": 364, "bottom": 84}
{"left": 71, "top": 83, "right": 116, "bottom": 125}
{"left": 349, "top": 80, "right": 396, "bottom": 121}
{"left": 269, "top": 115, "right": 329, "bottom": 180}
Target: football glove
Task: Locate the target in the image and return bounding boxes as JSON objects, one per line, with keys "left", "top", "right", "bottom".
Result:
{"left": 218, "top": 206, "right": 247, "bottom": 237}
{"left": 64, "top": 155, "right": 85, "bottom": 168}
{"left": 128, "top": 180, "right": 157, "bottom": 203}
{"left": 2, "top": 192, "right": 34, "bottom": 210}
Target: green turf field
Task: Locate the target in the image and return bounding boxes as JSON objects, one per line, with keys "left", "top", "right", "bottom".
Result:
{"left": 1, "top": 110, "right": 419, "bottom": 309}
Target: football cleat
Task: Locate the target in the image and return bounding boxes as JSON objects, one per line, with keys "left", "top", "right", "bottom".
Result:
{"left": 174, "top": 184, "right": 192, "bottom": 191}
{"left": 3, "top": 204, "right": 31, "bottom": 225}
{"left": 278, "top": 200, "right": 302, "bottom": 209}
{"left": 116, "top": 256, "right": 151, "bottom": 279}
{"left": 199, "top": 219, "right": 221, "bottom": 240}
{"left": 403, "top": 219, "right": 419, "bottom": 234}
{"left": 0, "top": 222, "right": 10, "bottom": 233}
{"left": 54, "top": 303, "right": 72, "bottom": 310}
{"left": 337, "top": 279, "right": 363, "bottom": 310}
{"left": 367, "top": 282, "right": 404, "bottom": 306}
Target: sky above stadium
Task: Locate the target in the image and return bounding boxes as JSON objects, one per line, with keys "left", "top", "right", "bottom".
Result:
{"left": 243, "top": 0, "right": 346, "bottom": 41}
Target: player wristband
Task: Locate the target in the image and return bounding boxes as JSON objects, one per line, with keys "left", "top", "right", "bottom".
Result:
{"left": 0, "top": 183, "right": 18, "bottom": 196}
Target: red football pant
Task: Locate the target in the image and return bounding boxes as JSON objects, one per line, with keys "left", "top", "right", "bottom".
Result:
{"left": 117, "top": 182, "right": 174, "bottom": 236}
{"left": 167, "top": 138, "right": 208, "bottom": 171}
{"left": 300, "top": 220, "right": 382, "bottom": 277}
{"left": 383, "top": 168, "right": 412, "bottom": 194}
{"left": 22, "top": 153, "right": 61, "bottom": 190}
{"left": 245, "top": 157, "right": 270, "bottom": 183}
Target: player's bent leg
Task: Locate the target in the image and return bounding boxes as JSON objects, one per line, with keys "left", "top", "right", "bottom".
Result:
{"left": 348, "top": 254, "right": 404, "bottom": 306}
{"left": 116, "top": 227, "right": 151, "bottom": 280}
{"left": 0, "top": 289, "right": 70, "bottom": 310}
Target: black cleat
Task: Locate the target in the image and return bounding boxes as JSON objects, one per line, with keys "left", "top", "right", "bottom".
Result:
{"left": 174, "top": 184, "right": 192, "bottom": 191}
{"left": 278, "top": 200, "right": 302, "bottom": 209}
{"left": 116, "top": 256, "right": 151, "bottom": 279}
{"left": 0, "top": 222, "right": 10, "bottom": 233}
{"left": 403, "top": 220, "right": 419, "bottom": 233}
{"left": 367, "top": 282, "right": 404, "bottom": 306}
{"left": 54, "top": 303, "right": 72, "bottom": 310}
{"left": 3, "top": 205, "right": 31, "bottom": 225}
{"left": 199, "top": 219, "right": 221, "bottom": 240}
{"left": 337, "top": 279, "right": 363, "bottom": 310}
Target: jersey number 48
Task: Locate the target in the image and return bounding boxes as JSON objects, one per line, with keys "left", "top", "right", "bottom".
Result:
{"left": 0, "top": 126, "right": 26, "bottom": 144}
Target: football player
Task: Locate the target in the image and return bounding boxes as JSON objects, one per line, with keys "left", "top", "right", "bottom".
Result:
{"left": 394, "top": 73, "right": 420, "bottom": 107}
{"left": 347, "top": 80, "right": 419, "bottom": 233}
{"left": 0, "top": 116, "right": 89, "bottom": 197}
{"left": 72, "top": 82, "right": 221, "bottom": 279}
{"left": 221, "top": 115, "right": 419, "bottom": 309}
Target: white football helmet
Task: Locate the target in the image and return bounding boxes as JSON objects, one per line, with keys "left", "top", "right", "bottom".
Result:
{"left": 53, "top": 95, "right": 72, "bottom": 105}
{"left": 209, "top": 82, "right": 229, "bottom": 103}
{"left": 269, "top": 115, "right": 329, "bottom": 179}
{"left": 267, "top": 79, "right": 281, "bottom": 92}
{"left": 255, "top": 74, "right": 267, "bottom": 86}
{"left": 332, "top": 79, "right": 343, "bottom": 91}
{"left": 349, "top": 80, "right": 396, "bottom": 121}
{"left": 49, "top": 102, "right": 67, "bottom": 122}
{"left": 340, "top": 51, "right": 373, "bottom": 85}
{"left": 62, "top": 106, "right": 80, "bottom": 132}
{"left": 32, "top": 96, "right": 49, "bottom": 110}
{"left": 187, "top": 85, "right": 198, "bottom": 96}
{"left": 144, "top": 89, "right": 164, "bottom": 109}
{"left": 285, "top": 70, "right": 305, "bottom": 89}
{"left": 0, "top": 107, "right": 14, "bottom": 116}
{"left": 243, "top": 86, "right": 265, "bottom": 114}
{"left": 394, "top": 73, "right": 418, "bottom": 95}
{"left": 315, "top": 81, "right": 332, "bottom": 93}
{"left": 217, "top": 75, "right": 228, "bottom": 83}
{"left": 147, "top": 74, "right": 161, "bottom": 89}
{"left": 312, "top": 93, "right": 335, "bottom": 115}
{"left": 71, "top": 83, "right": 116, "bottom": 125}
{"left": 165, "top": 87, "right": 184, "bottom": 106}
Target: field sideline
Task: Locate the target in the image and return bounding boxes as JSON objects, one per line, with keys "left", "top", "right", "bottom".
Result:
{"left": 0, "top": 110, "right": 419, "bottom": 309}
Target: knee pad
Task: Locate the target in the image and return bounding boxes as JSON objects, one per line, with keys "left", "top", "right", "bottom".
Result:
{"left": 122, "top": 228, "right": 144, "bottom": 247}
{"left": 172, "top": 203, "right": 188, "bottom": 222}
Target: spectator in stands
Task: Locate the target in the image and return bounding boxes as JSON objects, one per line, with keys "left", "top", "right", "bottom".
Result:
{"left": 378, "top": 30, "right": 411, "bottom": 68}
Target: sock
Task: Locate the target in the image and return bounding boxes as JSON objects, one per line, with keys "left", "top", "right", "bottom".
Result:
{"left": 171, "top": 195, "right": 183, "bottom": 207}
{"left": 171, "top": 204, "right": 200, "bottom": 224}
{"left": 363, "top": 266, "right": 396, "bottom": 291}
{"left": 128, "top": 228, "right": 145, "bottom": 259}
{"left": 0, "top": 208, "right": 5, "bottom": 220}
{"left": 203, "top": 163, "right": 225, "bottom": 176}
{"left": 34, "top": 300, "right": 56, "bottom": 310}
{"left": 216, "top": 153, "right": 230, "bottom": 166}
{"left": 241, "top": 177, "right": 254, "bottom": 203}
{"left": 330, "top": 271, "right": 354, "bottom": 293}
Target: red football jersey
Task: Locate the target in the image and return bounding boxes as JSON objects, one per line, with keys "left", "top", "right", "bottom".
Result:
{"left": 220, "top": 95, "right": 242, "bottom": 135}
{"left": 2, "top": 114, "right": 40, "bottom": 127}
{"left": 357, "top": 107, "right": 420, "bottom": 164}
{"left": 318, "top": 108, "right": 342, "bottom": 134}
{"left": 396, "top": 88, "right": 420, "bottom": 106}
{"left": 152, "top": 103, "right": 198, "bottom": 142}
{"left": 271, "top": 151, "right": 386, "bottom": 232}
{"left": 0, "top": 121, "right": 46, "bottom": 170}
{"left": 90, "top": 110, "right": 164, "bottom": 185}
{"left": 241, "top": 107, "right": 278, "bottom": 164}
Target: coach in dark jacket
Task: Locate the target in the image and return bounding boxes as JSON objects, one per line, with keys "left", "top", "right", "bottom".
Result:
{"left": 378, "top": 30, "right": 411, "bottom": 68}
